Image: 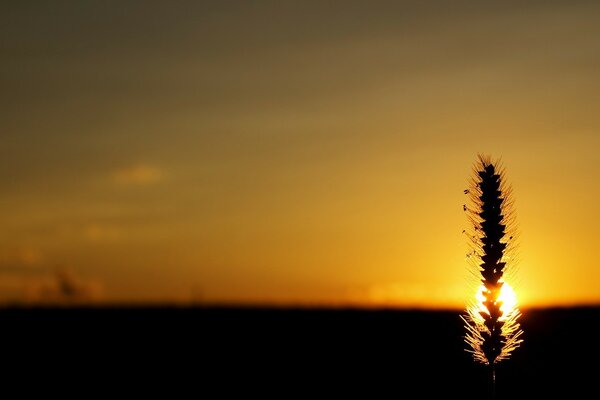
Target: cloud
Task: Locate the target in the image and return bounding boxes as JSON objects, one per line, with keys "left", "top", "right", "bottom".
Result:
{"left": 113, "top": 164, "right": 164, "bottom": 185}
{"left": 0, "top": 274, "right": 27, "bottom": 301}
{"left": 366, "top": 281, "right": 465, "bottom": 308}
{"left": 23, "top": 268, "right": 104, "bottom": 306}
{"left": 0, "top": 246, "right": 44, "bottom": 267}
{"left": 83, "top": 224, "right": 122, "bottom": 242}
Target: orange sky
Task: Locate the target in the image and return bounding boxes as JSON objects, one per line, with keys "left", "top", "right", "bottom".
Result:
{"left": 1, "top": 1, "right": 599, "bottom": 307}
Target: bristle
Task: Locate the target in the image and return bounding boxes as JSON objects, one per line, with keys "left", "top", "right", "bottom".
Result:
{"left": 463, "top": 154, "right": 523, "bottom": 366}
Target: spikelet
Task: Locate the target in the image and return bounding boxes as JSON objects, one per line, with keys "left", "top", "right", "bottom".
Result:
{"left": 461, "top": 155, "right": 523, "bottom": 365}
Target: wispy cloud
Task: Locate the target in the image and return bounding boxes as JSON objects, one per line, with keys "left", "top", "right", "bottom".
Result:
{"left": 0, "top": 246, "right": 44, "bottom": 267}
{"left": 0, "top": 266, "right": 104, "bottom": 306}
{"left": 366, "top": 281, "right": 464, "bottom": 308}
{"left": 23, "top": 268, "right": 104, "bottom": 306}
{"left": 113, "top": 164, "right": 164, "bottom": 185}
{"left": 83, "top": 223, "right": 122, "bottom": 243}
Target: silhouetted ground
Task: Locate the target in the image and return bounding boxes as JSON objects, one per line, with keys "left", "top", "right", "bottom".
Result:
{"left": 0, "top": 306, "right": 597, "bottom": 398}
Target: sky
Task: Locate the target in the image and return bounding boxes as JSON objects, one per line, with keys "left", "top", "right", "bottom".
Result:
{"left": 1, "top": 1, "right": 599, "bottom": 307}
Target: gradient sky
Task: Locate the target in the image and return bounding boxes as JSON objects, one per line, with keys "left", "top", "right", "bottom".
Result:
{"left": 1, "top": 1, "right": 599, "bottom": 307}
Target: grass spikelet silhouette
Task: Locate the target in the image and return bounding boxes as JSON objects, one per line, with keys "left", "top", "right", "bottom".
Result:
{"left": 461, "top": 155, "right": 524, "bottom": 394}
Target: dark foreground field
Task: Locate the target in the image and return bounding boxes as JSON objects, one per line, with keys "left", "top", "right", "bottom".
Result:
{"left": 0, "top": 306, "right": 597, "bottom": 398}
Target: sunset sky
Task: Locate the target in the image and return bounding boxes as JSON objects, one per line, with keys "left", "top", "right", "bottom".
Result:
{"left": 1, "top": 1, "right": 599, "bottom": 307}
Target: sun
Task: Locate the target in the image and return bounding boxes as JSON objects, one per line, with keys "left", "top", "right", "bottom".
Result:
{"left": 474, "top": 281, "right": 519, "bottom": 321}
{"left": 497, "top": 282, "right": 518, "bottom": 317}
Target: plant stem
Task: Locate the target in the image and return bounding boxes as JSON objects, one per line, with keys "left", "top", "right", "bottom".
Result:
{"left": 490, "top": 363, "right": 496, "bottom": 400}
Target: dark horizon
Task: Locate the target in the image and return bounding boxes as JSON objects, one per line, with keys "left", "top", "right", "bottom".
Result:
{"left": 1, "top": 305, "right": 597, "bottom": 398}
{"left": 1, "top": 300, "right": 598, "bottom": 311}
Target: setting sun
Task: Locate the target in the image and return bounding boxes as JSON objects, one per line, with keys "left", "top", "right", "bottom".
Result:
{"left": 474, "top": 282, "right": 519, "bottom": 321}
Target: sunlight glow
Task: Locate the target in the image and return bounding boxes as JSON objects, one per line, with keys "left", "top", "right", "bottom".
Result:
{"left": 463, "top": 280, "right": 523, "bottom": 364}
{"left": 474, "top": 281, "right": 518, "bottom": 321}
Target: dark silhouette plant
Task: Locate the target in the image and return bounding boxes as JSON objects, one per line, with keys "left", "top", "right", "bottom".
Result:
{"left": 461, "top": 155, "right": 523, "bottom": 396}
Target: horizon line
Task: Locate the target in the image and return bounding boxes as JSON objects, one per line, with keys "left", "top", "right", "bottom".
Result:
{"left": 1, "top": 299, "right": 599, "bottom": 311}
